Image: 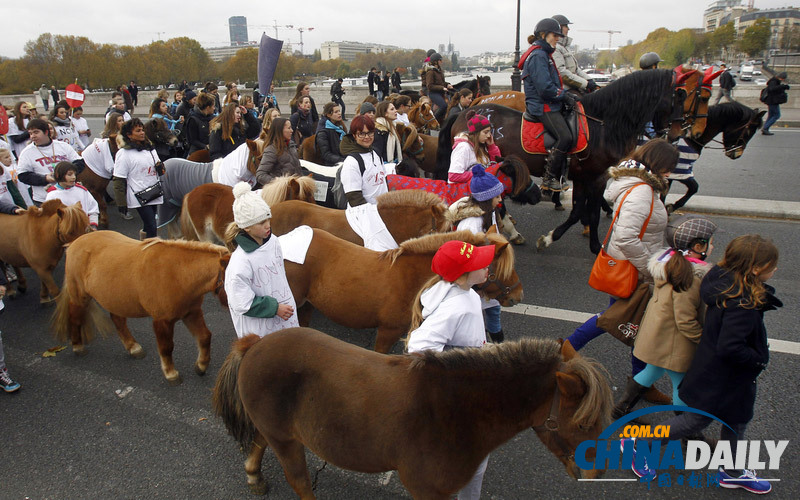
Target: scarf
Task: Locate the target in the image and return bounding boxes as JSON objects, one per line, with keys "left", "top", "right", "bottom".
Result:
{"left": 339, "top": 134, "right": 372, "bottom": 156}
{"left": 324, "top": 119, "right": 346, "bottom": 139}
{"left": 375, "top": 117, "right": 402, "bottom": 163}
{"left": 53, "top": 116, "right": 72, "bottom": 127}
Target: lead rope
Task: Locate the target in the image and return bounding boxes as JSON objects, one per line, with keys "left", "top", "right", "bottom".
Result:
{"left": 311, "top": 461, "right": 328, "bottom": 491}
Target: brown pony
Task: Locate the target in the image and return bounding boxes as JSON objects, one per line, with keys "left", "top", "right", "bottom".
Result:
{"left": 186, "top": 149, "right": 211, "bottom": 163}
{"left": 77, "top": 136, "right": 119, "bottom": 229}
{"left": 0, "top": 200, "right": 89, "bottom": 303}
{"left": 51, "top": 232, "right": 230, "bottom": 384}
{"left": 471, "top": 90, "right": 525, "bottom": 111}
{"left": 271, "top": 190, "right": 451, "bottom": 245}
{"left": 178, "top": 175, "right": 317, "bottom": 242}
{"left": 213, "top": 329, "right": 612, "bottom": 497}
{"left": 408, "top": 100, "right": 439, "bottom": 133}
{"left": 286, "top": 229, "right": 521, "bottom": 353}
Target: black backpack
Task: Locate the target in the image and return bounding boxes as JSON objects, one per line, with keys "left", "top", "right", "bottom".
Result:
{"left": 759, "top": 87, "right": 769, "bottom": 104}
{"left": 331, "top": 153, "right": 367, "bottom": 209}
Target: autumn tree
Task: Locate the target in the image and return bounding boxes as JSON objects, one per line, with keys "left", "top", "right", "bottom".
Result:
{"left": 222, "top": 48, "right": 258, "bottom": 82}
{"left": 709, "top": 22, "right": 736, "bottom": 58}
{"left": 738, "top": 18, "right": 772, "bottom": 56}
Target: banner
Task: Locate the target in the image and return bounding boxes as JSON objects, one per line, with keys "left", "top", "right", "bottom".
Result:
{"left": 258, "top": 33, "right": 284, "bottom": 93}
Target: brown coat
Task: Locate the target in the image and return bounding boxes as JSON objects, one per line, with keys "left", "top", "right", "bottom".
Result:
{"left": 425, "top": 67, "right": 447, "bottom": 93}
{"left": 633, "top": 253, "right": 712, "bottom": 372}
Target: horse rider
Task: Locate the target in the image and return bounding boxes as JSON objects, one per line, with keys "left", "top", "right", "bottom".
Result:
{"left": 521, "top": 17, "right": 578, "bottom": 193}
{"left": 639, "top": 52, "right": 662, "bottom": 71}
{"left": 551, "top": 15, "right": 598, "bottom": 95}
{"left": 425, "top": 52, "right": 454, "bottom": 123}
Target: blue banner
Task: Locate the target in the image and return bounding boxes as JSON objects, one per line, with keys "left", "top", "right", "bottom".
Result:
{"left": 258, "top": 33, "right": 284, "bottom": 93}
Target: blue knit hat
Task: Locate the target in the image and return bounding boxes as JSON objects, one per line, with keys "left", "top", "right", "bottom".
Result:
{"left": 470, "top": 165, "right": 504, "bottom": 201}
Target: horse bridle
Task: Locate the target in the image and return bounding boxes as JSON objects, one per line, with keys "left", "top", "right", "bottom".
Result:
{"left": 675, "top": 80, "right": 710, "bottom": 134}
{"left": 532, "top": 368, "right": 576, "bottom": 464}
{"left": 694, "top": 117, "right": 756, "bottom": 156}
{"left": 473, "top": 262, "right": 522, "bottom": 301}
{"left": 213, "top": 268, "right": 225, "bottom": 295}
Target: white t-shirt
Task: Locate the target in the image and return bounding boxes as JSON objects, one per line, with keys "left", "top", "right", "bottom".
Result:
{"left": 54, "top": 121, "right": 83, "bottom": 153}
{"left": 407, "top": 281, "right": 486, "bottom": 352}
{"left": 71, "top": 116, "right": 91, "bottom": 149}
{"left": 224, "top": 235, "right": 299, "bottom": 338}
{"left": 395, "top": 113, "right": 410, "bottom": 126}
{"left": 45, "top": 183, "right": 100, "bottom": 226}
{"left": 340, "top": 150, "right": 388, "bottom": 205}
{"left": 217, "top": 143, "right": 256, "bottom": 187}
{"left": 0, "top": 167, "right": 16, "bottom": 206}
{"left": 82, "top": 138, "right": 115, "bottom": 179}
{"left": 6, "top": 118, "right": 29, "bottom": 158}
{"left": 113, "top": 147, "right": 163, "bottom": 208}
{"left": 16, "top": 141, "right": 80, "bottom": 202}
{"left": 105, "top": 110, "right": 132, "bottom": 123}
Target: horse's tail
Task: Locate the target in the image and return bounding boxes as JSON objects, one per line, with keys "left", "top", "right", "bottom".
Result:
{"left": 179, "top": 199, "right": 201, "bottom": 241}
{"left": 435, "top": 114, "right": 459, "bottom": 180}
{"left": 51, "top": 279, "right": 113, "bottom": 344}
{"left": 212, "top": 334, "right": 261, "bottom": 453}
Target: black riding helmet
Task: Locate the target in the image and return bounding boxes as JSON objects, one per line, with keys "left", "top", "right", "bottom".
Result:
{"left": 551, "top": 14, "right": 571, "bottom": 26}
{"left": 534, "top": 18, "right": 564, "bottom": 38}
{"left": 429, "top": 52, "right": 443, "bottom": 63}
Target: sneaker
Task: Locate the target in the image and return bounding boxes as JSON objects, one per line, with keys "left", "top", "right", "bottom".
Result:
{"left": 5, "top": 264, "right": 17, "bottom": 282}
{"left": 761, "top": 130, "right": 774, "bottom": 136}
{"left": 120, "top": 210, "right": 134, "bottom": 220}
{"left": 1, "top": 369, "right": 20, "bottom": 393}
{"left": 541, "top": 176, "right": 562, "bottom": 192}
{"left": 620, "top": 438, "right": 656, "bottom": 481}
{"left": 718, "top": 468, "right": 773, "bottom": 494}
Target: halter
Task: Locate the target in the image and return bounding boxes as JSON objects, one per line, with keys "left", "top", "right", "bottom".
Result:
{"left": 213, "top": 268, "right": 225, "bottom": 295}
{"left": 691, "top": 117, "right": 756, "bottom": 156}
{"left": 674, "top": 74, "right": 711, "bottom": 135}
{"left": 473, "top": 261, "right": 522, "bottom": 301}
{"left": 531, "top": 366, "right": 576, "bottom": 464}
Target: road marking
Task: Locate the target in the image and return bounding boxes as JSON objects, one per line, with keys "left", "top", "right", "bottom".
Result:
{"left": 504, "top": 304, "right": 800, "bottom": 355}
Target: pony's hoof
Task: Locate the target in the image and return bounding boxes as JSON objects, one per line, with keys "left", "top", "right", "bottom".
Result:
{"left": 536, "top": 235, "right": 547, "bottom": 251}
{"left": 194, "top": 363, "right": 207, "bottom": 376}
{"left": 166, "top": 374, "right": 183, "bottom": 386}
{"left": 129, "top": 344, "right": 146, "bottom": 359}
{"left": 249, "top": 478, "right": 269, "bottom": 496}
{"left": 509, "top": 234, "right": 525, "bottom": 245}
{"left": 581, "top": 225, "right": 590, "bottom": 237}
{"left": 73, "top": 345, "right": 88, "bottom": 357}
{"left": 554, "top": 205, "right": 565, "bottom": 211}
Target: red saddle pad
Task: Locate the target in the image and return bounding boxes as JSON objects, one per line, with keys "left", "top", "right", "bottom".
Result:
{"left": 521, "top": 103, "right": 590, "bottom": 155}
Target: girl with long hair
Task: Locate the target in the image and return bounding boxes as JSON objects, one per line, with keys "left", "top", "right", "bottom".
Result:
{"left": 288, "top": 82, "right": 318, "bottom": 124}
{"left": 255, "top": 117, "right": 300, "bottom": 186}
{"left": 448, "top": 111, "right": 501, "bottom": 185}
{"left": 289, "top": 96, "right": 315, "bottom": 147}
{"left": 208, "top": 102, "right": 261, "bottom": 160}
{"left": 315, "top": 102, "right": 346, "bottom": 166}
{"left": 373, "top": 101, "right": 403, "bottom": 165}
{"left": 7, "top": 102, "right": 32, "bottom": 158}
{"left": 148, "top": 98, "right": 182, "bottom": 130}
{"left": 445, "top": 88, "right": 474, "bottom": 120}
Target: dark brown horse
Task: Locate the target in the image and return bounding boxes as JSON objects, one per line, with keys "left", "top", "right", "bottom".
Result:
{"left": 213, "top": 330, "right": 612, "bottom": 497}
{"left": 439, "top": 69, "right": 681, "bottom": 253}
{"left": 77, "top": 136, "right": 119, "bottom": 229}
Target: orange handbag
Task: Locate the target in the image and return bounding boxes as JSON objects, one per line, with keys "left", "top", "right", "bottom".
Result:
{"left": 588, "top": 183, "right": 654, "bottom": 298}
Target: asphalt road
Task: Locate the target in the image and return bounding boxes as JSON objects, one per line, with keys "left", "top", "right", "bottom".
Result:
{"left": 1, "top": 126, "right": 797, "bottom": 500}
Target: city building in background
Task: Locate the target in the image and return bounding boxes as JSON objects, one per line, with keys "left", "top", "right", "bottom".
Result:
{"left": 320, "top": 41, "right": 403, "bottom": 61}
{"left": 229, "top": 16, "right": 248, "bottom": 46}
{"left": 704, "top": 0, "right": 749, "bottom": 32}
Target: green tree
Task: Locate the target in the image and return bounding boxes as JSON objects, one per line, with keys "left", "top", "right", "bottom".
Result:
{"left": 738, "top": 18, "right": 771, "bottom": 56}
{"left": 710, "top": 22, "right": 736, "bottom": 57}
{"left": 451, "top": 53, "right": 459, "bottom": 71}
{"left": 780, "top": 25, "right": 800, "bottom": 51}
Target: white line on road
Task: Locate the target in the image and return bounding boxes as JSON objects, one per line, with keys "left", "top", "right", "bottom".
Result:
{"left": 504, "top": 304, "right": 800, "bottom": 355}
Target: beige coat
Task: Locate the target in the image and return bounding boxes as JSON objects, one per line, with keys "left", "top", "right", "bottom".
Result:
{"left": 633, "top": 252, "right": 712, "bottom": 372}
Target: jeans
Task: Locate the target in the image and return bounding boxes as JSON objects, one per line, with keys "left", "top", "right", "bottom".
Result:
{"left": 763, "top": 104, "right": 781, "bottom": 131}
{"left": 713, "top": 88, "right": 732, "bottom": 105}
{"left": 42, "top": 98, "right": 49, "bottom": 111}
{"left": 136, "top": 204, "right": 158, "bottom": 238}
{"left": 429, "top": 91, "right": 448, "bottom": 122}
{"left": 483, "top": 305, "right": 502, "bottom": 334}
{"left": 334, "top": 97, "right": 346, "bottom": 118}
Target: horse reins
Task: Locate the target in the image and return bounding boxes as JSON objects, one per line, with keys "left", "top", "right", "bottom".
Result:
{"left": 693, "top": 119, "right": 754, "bottom": 155}
{"left": 532, "top": 369, "right": 576, "bottom": 464}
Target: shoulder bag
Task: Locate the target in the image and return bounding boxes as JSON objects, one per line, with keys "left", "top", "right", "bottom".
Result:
{"left": 588, "top": 182, "right": 654, "bottom": 298}
{"left": 133, "top": 150, "right": 164, "bottom": 205}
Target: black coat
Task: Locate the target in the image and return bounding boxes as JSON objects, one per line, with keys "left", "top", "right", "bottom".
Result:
{"left": 315, "top": 127, "right": 345, "bottom": 166}
{"left": 290, "top": 96, "right": 319, "bottom": 125}
{"left": 679, "top": 265, "right": 782, "bottom": 424}
{"left": 391, "top": 71, "right": 402, "bottom": 91}
{"left": 290, "top": 110, "right": 315, "bottom": 147}
{"left": 368, "top": 71, "right": 376, "bottom": 93}
{"left": 719, "top": 71, "right": 735, "bottom": 90}
{"left": 185, "top": 108, "right": 214, "bottom": 154}
{"left": 208, "top": 111, "right": 261, "bottom": 160}
{"left": 763, "top": 77, "right": 790, "bottom": 106}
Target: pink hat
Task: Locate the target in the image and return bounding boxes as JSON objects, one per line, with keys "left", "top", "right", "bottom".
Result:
{"left": 432, "top": 240, "right": 495, "bottom": 282}
{"left": 467, "top": 112, "right": 491, "bottom": 133}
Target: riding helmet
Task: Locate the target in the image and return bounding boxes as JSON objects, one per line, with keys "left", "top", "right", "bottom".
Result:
{"left": 665, "top": 215, "right": 717, "bottom": 251}
{"left": 551, "top": 14, "right": 571, "bottom": 26}
{"left": 429, "top": 52, "right": 443, "bottom": 63}
{"left": 534, "top": 18, "right": 563, "bottom": 38}
{"left": 639, "top": 52, "right": 663, "bottom": 69}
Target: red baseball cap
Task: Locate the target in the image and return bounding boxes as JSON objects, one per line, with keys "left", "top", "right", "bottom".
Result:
{"left": 431, "top": 240, "right": 495, "bottom": 282}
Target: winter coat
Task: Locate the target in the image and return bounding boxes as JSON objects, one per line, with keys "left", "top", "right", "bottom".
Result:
{"left": 290, "top": 97, "right": 319, "bottom": 124}
{"left": 330, "top": 81, "right": 344, "bottom": 100}
{"left": 185, "top": 108, "right": 214, "bottom": 154}
{"left": 368, "top": 71, "right": 377, "bottom": 94}
{"left": 290, "top": 109, "right": 315, "bottom": 147}
{"left": 391, "top": 71, "right": 402, "bottom": 91}
{"left": 208, "top": 111, "right": 261, "bottom": 160}
{"left": 521, "top": 39, "right": 566, "bottom": 116}
{"left": 255, "top": 141, "right": 301, "bottom": 187}
{"left": 603, "top": 161, "right": 669, "bottom": 282}
{"left": 633, "top": 253, "right": 712, "bottom": 372}
{"left": 315, "top": 125, "right": 345, "bottom": 166}
{"left": 678, "top": 265, "right": 781, "bottom": 424}
{"left": 552, "top": 37, "right": 591, "bottom": 91}
{"left": 425, "top": 67, "right": 448, "bottom": 94}
{"left": 719, "top": 70, "right": 735, "bottom": 90}
{"left": 372, "top": 117, "right": 402, "bottom": 164}
{"left": 763, "top": 77, "right": 789, "bottom": 106}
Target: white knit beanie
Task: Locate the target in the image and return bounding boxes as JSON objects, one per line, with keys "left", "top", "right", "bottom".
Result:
{"left": 232, "top": 182, "right": 271, "bottom": 228}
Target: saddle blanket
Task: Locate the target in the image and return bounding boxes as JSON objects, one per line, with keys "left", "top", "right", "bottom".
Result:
{"left": 521, "top": 103, "right": 589, "bottom": 155}
{"left": 345, "top": 203, "right": 398, "bottom": 251}
{"left": 386, "top": 163, "right": 510, "bottom": 206}
{"left": 278, "top": 225, "right": 314, "bottom": 265}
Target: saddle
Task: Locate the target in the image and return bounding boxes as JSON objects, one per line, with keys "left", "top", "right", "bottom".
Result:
{"left": 521, "top": 103, "right": 589, "bottom": 155}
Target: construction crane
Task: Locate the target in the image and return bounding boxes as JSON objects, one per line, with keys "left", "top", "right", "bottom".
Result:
{"left": 575, "top": 29, "right": 622, "bottom": 51}
{"left": 285, "top": 25, "right": 314, "bottom": 55}
{"left": 154, "top": 31, "right": 166, "bottom": 41}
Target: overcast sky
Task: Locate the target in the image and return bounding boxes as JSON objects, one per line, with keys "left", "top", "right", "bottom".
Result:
{"left": 1, "top": 0, "right": 792, "bottom": 59}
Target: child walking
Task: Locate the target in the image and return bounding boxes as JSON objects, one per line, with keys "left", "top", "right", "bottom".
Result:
{"left": 223, "top": 182, "right": 299, "bottom": 338}
{"left": 45, "top": 162, "right": 99, "bottom": 230}
{"left": 406, "top": 239, "right": 495, "bottom": 500}
{"left": 614, "top": 215, "right": 717, "bottom": 418}
{"left": 448, "top": 165, "right": 506, "bottom": 343}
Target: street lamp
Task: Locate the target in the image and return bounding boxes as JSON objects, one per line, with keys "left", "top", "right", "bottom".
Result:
{"left": 511, "top": 0, "right": 522, "bottom": 91}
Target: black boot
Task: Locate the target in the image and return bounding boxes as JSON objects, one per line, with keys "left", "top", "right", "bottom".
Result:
{"left": 541, "top": 150, "right": 567, "bottom": 192}
{"left": 489, "top": 330, "right": 504, "bottom": 343}
{"left": 612, "top": 377, "right": 649, "bottom": 420}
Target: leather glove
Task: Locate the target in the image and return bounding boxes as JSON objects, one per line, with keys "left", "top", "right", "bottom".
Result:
{"left": 586, "top": 79, "right": 598, "bottom": 92}
{"left": 562, "top": 92, "right": 580, "bottom": 107}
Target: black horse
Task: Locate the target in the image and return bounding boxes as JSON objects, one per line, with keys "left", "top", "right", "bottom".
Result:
{"left": 537, "top": 101, "right": 766, "bottom": 251}
{"left": 438, "top": 69, "right": 680, "bottom": 253}
{"left": 144, "top": 118, "right": 182, "bottom": 160}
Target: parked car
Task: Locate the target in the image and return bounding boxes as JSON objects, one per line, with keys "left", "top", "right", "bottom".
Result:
{"left": 584, "top": 69, "right": 612, "bottom": 86}
{"left": 755, "top": 77, "right": 767, "bottom": 86}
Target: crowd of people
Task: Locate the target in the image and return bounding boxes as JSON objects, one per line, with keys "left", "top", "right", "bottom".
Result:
{"left": 0, "top": 20, "right": 788, "bottom": 496}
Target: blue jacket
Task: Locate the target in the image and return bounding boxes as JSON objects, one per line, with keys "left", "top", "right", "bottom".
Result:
{"left": 522, "top": 40, "right": 565, "bottom": 116}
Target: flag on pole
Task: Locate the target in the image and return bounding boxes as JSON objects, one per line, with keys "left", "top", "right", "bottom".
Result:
{"left": 258, "top": 33, "right": 284, "bottom": 93}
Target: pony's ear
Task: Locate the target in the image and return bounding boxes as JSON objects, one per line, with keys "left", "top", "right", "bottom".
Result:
{"left": 556, "top": 371, "right": 586, "bottom": 399}
{"left": 287, "top": 178, "right": 300, "bottom": 199}
{"left": 561, "top": 339, "right": 578, "bottom": 361}
{"left": 757, "top": 110, "right": 767, "bottom": 120}
{"left": 493, "top": 241, "right": 508, "bottom": 256}
{"left": 246, "top": 139, "right": 258, "bottom": 152}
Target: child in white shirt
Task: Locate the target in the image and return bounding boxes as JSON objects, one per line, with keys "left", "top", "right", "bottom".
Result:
{"left": 45, "top": 161, "right": 99, "bottom": 229}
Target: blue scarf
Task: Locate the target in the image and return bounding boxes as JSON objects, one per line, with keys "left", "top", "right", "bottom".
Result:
{"left": 324, "top": 119, "right": 346, "bottom": 139}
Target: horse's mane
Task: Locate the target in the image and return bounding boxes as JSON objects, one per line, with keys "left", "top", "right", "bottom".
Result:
{"left": 261, "top": 175, "right": 316, "bottom": 206}
{"left": 410, "top": 338, "right": 612, "bottom": 428}
{"left": 142, "top": 238, "right": 229, "bottom": 255}
{"left": 709, "top": 101, "right": 755, "bottom": 123}
{"left": 581, "top": 69, "right": 674, "bottom": 158}
{"left": 376, "top": 189, "right": 443, "bottom": 210}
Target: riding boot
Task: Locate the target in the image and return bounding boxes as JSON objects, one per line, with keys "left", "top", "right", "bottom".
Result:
{"left": 612, "top": 377, "right": 649, "bottom": 420}
{"left": 541, "top": 149, "right": 567, "bottom": 192}
{"left": 488, "top": 330, "right": 505, "bottom": 343}
{"left": 643, "top": 385, "right": 672, "bottom": 405}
